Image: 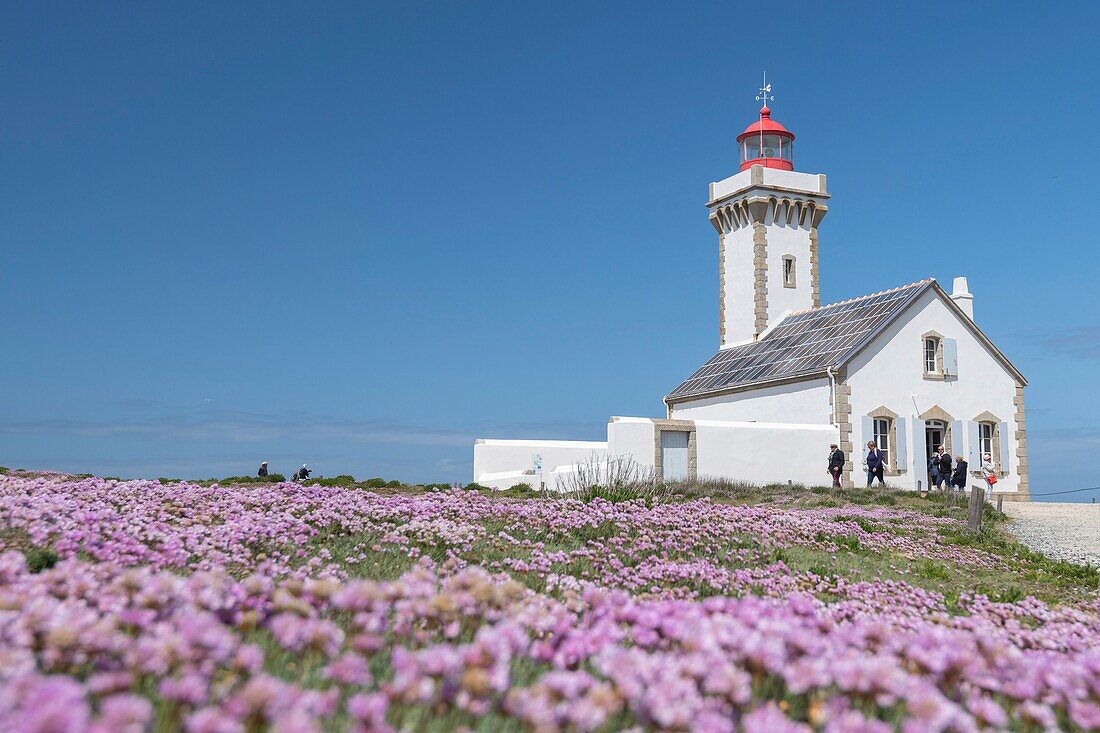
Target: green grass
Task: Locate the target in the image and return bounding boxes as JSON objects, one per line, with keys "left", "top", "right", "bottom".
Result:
{"left": 275, "top": 485, "right": 1098, "bottom": 608}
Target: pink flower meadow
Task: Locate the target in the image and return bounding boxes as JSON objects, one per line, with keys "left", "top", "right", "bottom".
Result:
{"left": 1, "top": 474, "right": 1098, "bottom": 731}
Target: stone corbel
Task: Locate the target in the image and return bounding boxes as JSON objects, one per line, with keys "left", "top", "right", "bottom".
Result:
{"left": 810, "top": 203, "right": 828, "bottom": 228}
{"left": 779, "top": 197, "right": 795, "bottom": 225}
{"left": 745, "top": 196, "right": 770, "bottom": 224}
{"left": 797, "top": 201, "right": 811, "bottom": 227}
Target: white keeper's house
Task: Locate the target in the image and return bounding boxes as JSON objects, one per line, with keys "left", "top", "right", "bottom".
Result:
{"left": 474, "top": 102, "right": 1029, "bottom": 498}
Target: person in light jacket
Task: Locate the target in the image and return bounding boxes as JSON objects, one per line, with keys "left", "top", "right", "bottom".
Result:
{"left": 981, "top": 453, "right": 996, "bottom": 499}
{"left": 865, "top": 440, "right": 885, "bottom": 487}
{"left": 950, "top": 456, "right": 968, "bottom": 492}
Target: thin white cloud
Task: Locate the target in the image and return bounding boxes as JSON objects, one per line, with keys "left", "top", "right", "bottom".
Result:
{"left": 0, "top": 410, "right": 473, "bottom": 447}
{"left": 0, "top": 409, "right": 599, "bottom": 448}
{"left": 1036, "top": 326, "right": 1100, "bottom": 361}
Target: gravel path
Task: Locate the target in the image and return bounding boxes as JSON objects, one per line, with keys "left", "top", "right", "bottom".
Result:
{"left": 1003, "top": 502, "right": 1100, "bottom": 568}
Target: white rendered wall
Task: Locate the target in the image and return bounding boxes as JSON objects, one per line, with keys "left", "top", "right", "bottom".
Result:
{"left": 764, "top": 210, "right": 814, "bottom": 321}
{"left": 722, "top": 225, "right": 757, "bottom": 345}
{"left": 473, "top": 416, "right": 837, "bottom": 491}
{"left": 607, "top": 417, "right": 656, "bottom": 470}
{"left": 694, "top": 420, "right": 839, "bottom": 486}
{"left": 669, "top": 378, "right": 832, "bottom": 424}
{"left": 709, "top": 168, "right": 827, "bottom": 203}
{"left": 473, "top": 439, "right": 607, "bottom": 492}
{"left": 845, "top": 289, "right": 1022, "bottom": 493}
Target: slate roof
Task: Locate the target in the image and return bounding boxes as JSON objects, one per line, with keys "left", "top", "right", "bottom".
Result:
{"left": 666, "top": 280, "right": 935, "bottom": 402}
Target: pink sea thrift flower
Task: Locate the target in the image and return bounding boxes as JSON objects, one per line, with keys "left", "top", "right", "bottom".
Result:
{"left": 323, "top": 653, "right": 372, "bottom": 686}
{"left": 347, "top": 692, "right": 391, "bottom": 733}
{"left": 186, "top": 707, "right": 245, "bottom": 733}
{"left": 0, "top": 674, "right": 91, "bottom": 733}
{"left": 90, "top": 694, "right": 152, "bottom": 733}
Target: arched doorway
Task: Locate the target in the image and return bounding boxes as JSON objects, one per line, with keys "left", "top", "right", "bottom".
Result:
{"left": 925, "top": 420, "right": 946, "bottom": 466}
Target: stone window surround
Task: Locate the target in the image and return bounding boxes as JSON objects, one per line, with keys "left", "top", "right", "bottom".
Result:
{"left": 921, "top": 330, "right": 946, "bottom": 381}
{"left": 866, "top": 406, "right": 903, "bottom": 476}
{"left": 971, "top": 410, "right": 1007, "bottom": 478}
{"left": 652, "top": 419, "right": 698, "bottom": 483}
{"left": 919, "top": 405, "right": 955, "bottom": 461}
{"left": 781, "top": 254, "right": 797, "bottom": 289}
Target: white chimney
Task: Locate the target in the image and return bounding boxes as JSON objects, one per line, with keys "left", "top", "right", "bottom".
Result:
{"left": 951, "top": 276, "right": 974, "bottom": 320}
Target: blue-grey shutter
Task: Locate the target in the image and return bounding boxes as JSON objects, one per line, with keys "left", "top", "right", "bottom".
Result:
{"left": 942, "top": 338, "right": 959, "bottom": 377}
{"left": 911, "top": 418, "right": 927, "bottom": 487}
{"left": 949, "top": 420, "right": 963, "bottom": 459}
{"left": 895, "top": 417, "right": 908, "bottom": 472}
{"left": 860, "top": 415, "right": 873, "bottom": 462}
{"left": 998, "top": 421, "right": 1011, "bottom": 470}
{"left": 967, "top": 421, "right": 981, "bottom": 468}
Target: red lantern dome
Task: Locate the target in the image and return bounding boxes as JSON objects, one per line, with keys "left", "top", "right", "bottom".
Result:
{"left": 736, "top": 106, "right": 795, "bottom": 172}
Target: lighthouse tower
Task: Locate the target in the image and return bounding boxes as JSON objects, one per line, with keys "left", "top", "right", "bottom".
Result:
{"left": 709, "top": 97, "right": 829, "bottom": 346}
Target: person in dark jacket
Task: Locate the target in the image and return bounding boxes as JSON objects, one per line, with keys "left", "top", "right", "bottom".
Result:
{"left": 865, "top": 441, "right": 885, "bottom": 487}
{"left": 950, "top": 455, "right": 968, "bottom": 491}
{"left": 257, "top": 461, "right": 268, "bottom": 478}
{"left": 927, "top": 448, "right": 941, "bottom": 491}
{"left": 827, "top": 443, "right": 845, "bottom": 488}
{"left": 295, "top": 464, "right": 311, "bottom": 481}
{"left": 936, "top": 447, "right": 952, "bottom": 490}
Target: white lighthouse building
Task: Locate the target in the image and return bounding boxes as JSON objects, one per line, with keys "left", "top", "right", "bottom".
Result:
{"left": 716, "top": 105, "right": 828, "bottom": 345}
{"left": 474, "top": 98, "right": 1029, "bottom": 498}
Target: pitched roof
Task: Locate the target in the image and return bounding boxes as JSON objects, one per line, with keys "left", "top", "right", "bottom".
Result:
{"left": 666, "top": 280, "right": 935, "bottom": 402}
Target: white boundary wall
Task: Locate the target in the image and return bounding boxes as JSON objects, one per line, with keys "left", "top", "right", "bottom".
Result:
{"left": 474, "top": 417, "right": 839, "bottom": 491}
{"left": 473, "top": 439, "right": 607, "bottom": 492}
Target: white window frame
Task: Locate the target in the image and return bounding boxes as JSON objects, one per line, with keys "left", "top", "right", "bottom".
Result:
{"left": 873, "top": 417, "right": 891, "bottom": 467}
{"left": 923, "top": 337, "right": 939, "bottom": 374}
{"left": 979, "top": 422, "right": 994, "bottom": 458}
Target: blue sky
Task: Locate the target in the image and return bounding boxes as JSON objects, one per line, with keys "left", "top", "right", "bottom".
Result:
{"left": 2, "top": 2, "right": 1098, "bottom": 499}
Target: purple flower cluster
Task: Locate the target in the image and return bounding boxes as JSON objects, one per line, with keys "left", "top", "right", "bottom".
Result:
{"left": 1, "top": 474, "right": 1098, "bottom": 731}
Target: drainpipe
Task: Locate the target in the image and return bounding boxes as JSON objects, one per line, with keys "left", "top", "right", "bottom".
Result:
{"left": 827, "top": 366, "right": 838, "bottom": 426}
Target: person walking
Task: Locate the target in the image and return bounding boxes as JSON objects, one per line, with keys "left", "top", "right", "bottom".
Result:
{"left": 927, "top": 447, "right": 941, "bottom": 492}
{"left": 827, "top": 443, "right": 845, "bottom": 488}
{"left": 981, "top": 453, "right": 996, "bottom": 499}
{"left": 257, "top": 461, "right": 268, "bottom": 478}
{"left": 950, "top": 455, "right": 968, "bottom": 492}
{"left": 865, "top": 441, "right": 885, "bottom": 487}
{"left": 936, "top": 447, "right": 952, "bottom": 491}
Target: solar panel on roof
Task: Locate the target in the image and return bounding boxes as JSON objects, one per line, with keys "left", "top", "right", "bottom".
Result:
{"left": 666, "top": 281, "right": 932, "bottom": 400}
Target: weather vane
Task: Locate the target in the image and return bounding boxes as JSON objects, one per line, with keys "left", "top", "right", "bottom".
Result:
{"left": 756, "top": 71, "right": 774, "bottom": 107}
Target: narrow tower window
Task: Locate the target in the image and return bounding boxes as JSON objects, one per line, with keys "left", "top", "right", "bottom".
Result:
{"left": 782, "top": 256, "right": 796, "bottom": 288}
